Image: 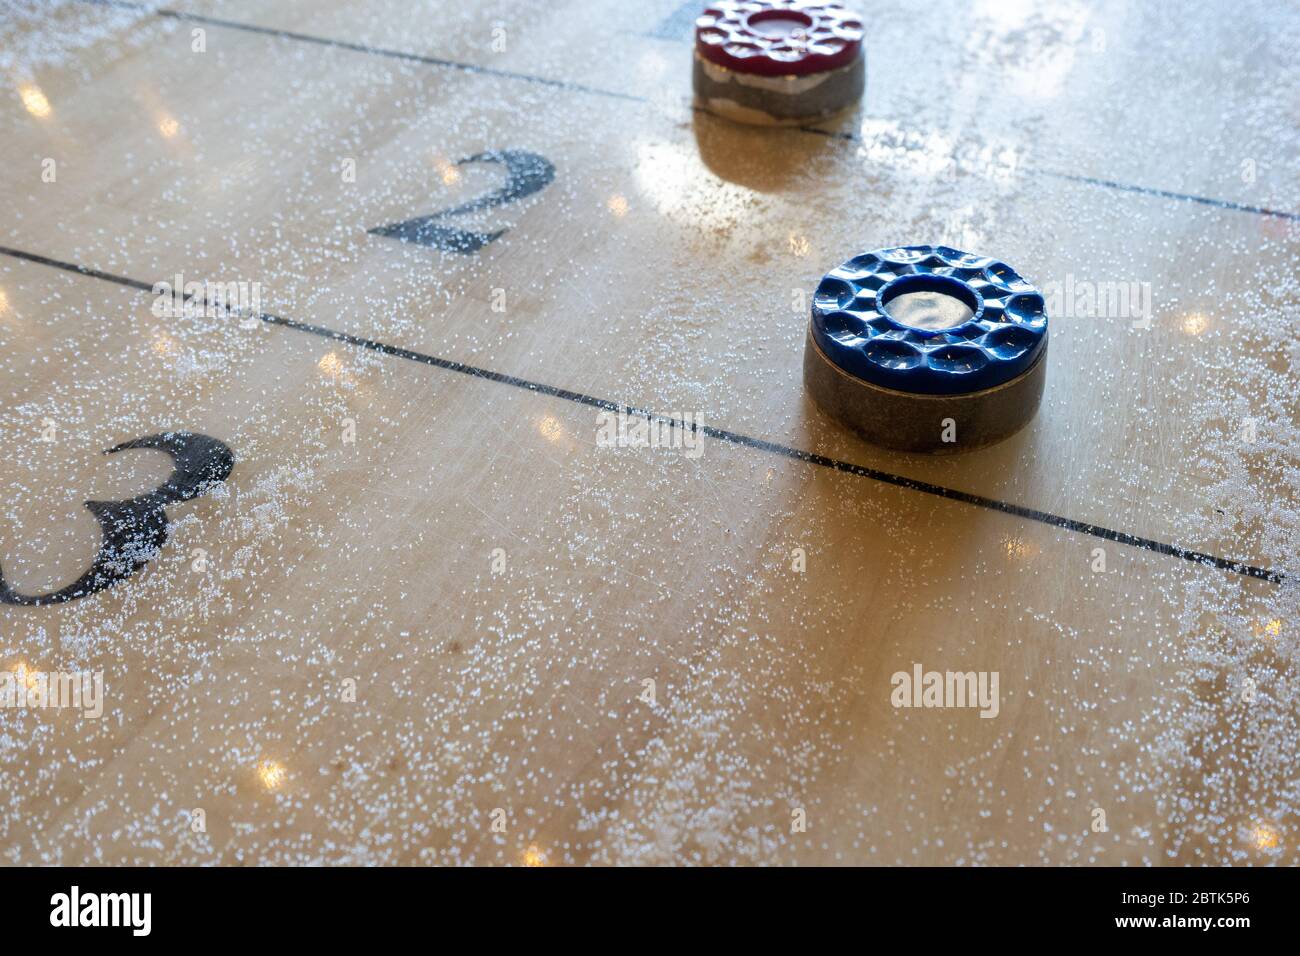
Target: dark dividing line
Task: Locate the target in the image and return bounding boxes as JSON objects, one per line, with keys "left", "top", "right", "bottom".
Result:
{"left": 78, "top": 0, "right": 1300, "bottom": 223}
{"left": 0, "top": 243, "right": 1284, "bottom": 586}
{"left": 81, "top": 0, "right": 643, "bottom": 102}
{"left": 0, "top": 246, "right": 156, "bottom": 293}
{"left": 707, "top": 428, "right": 1281, "bottom": 578}
{"left": 1027, "top": 170, "right": 1299, "bottom": 221}
{"left": 795, "top": 126, "right": 1300, "bottom": 222}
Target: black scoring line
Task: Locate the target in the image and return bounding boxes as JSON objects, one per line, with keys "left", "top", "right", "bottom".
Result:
{"left": 75, "top": 0, "right": 1300, "bottom": 221}
{"left": 0, "top": 243, "right": 1284, "bottom": 585}
{"left": 80, "top": 0, "right": 643, "bottom": 102}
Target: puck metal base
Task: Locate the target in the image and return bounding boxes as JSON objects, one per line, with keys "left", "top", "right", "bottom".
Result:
{"left": 803, "top": 324, "right": 1048, "bottom": 453}
{"left": 692, "top": 51, "right": 864, "bottom": 126}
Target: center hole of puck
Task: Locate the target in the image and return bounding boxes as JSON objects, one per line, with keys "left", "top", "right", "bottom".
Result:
{"left": 879, "top": 273, "right": 981, "bottom": 332}
{"left": 744, "top": 9, "right": 816, "bottom": 39}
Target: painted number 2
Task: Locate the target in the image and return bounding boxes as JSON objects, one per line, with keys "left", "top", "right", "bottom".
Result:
{"left": 369, "top": 149, "right": 555, "bottom": 254}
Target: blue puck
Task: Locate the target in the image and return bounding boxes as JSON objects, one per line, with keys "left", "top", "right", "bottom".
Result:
{"left": 810, "top": 245, "right": 1049, "bottom": 396}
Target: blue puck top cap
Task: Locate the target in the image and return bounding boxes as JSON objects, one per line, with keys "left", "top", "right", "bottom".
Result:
{"left": 810, "top": 245, "right": 1048, "bottom": 395}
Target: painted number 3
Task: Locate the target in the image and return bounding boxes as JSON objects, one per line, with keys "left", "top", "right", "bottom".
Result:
{"left": 0, "top": 432, "right": 234, "bottom": 606}
{"left": 368, "top": 148, "right": 555, "bottom": 254}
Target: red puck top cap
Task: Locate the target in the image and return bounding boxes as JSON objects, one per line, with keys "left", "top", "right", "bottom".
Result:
{"left": 695, "top": 1, "right": 864, "bottom": 77}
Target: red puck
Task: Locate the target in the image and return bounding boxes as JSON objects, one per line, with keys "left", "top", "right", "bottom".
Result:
{"left": 694, "top": 1, "right": 865, "bottom": 78}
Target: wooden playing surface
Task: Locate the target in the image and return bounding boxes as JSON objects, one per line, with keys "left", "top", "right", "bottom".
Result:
{"left": 0, "top": 0, "right": 1295, "bottom": 865}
